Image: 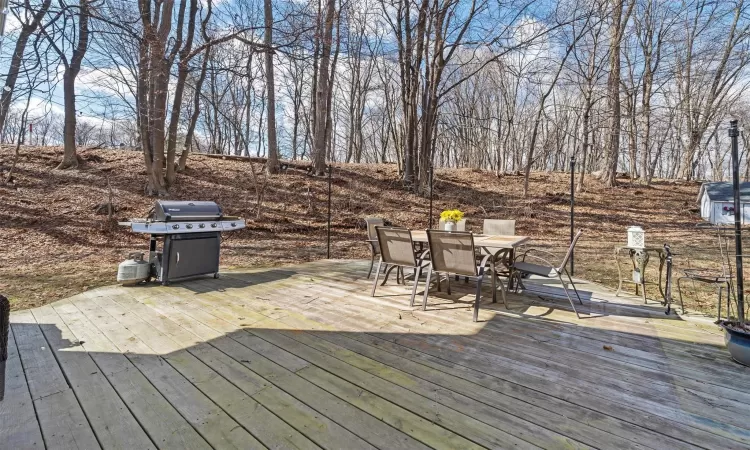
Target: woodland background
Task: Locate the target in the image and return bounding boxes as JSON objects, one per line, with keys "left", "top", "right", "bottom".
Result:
{"left": 1, "top": 0, "right": 749, "bottom": 194}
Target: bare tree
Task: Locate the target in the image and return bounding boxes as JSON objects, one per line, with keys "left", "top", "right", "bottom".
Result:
{"left": 0, "top": 0, "right": 51, "bottom": 133}
{"left": 264, "top": 0, "right": 279, "bottom": 174}
{"left": 602, "top": 0, "right": 634, "bottom": 187}
{"left": 41, "top": 0, "right": 92, "bottom": 169}
{"left": 311, "top": 0, "right": 336, "bottom": 175}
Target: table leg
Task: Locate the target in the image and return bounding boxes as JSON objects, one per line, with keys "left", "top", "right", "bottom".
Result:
{"left": 633, "top": 249, "right": 650, "bottom": 302}
{"left": 615, "top": 248, "right": 624, "bottom": 297}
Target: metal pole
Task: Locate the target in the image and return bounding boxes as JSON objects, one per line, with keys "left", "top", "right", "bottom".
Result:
{"left": 730, "top": 120, "right": 745, "bottom": 323}
{"left": 326, "top": 165, "right": 332, "bottom": 259}
{"left": 570, "top": 156, "right": 575, "bottom": 276}
{"left": 428, "top": 165, "right": 434, "bottom": 229}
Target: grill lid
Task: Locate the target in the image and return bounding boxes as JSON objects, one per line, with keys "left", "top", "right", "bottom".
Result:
{"left": 150, "top": 200, "right": 223, "bottom": 222}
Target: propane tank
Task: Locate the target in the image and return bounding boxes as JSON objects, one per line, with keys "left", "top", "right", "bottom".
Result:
{"left": 117, "top": 252, "right": 151, "bottom": 284}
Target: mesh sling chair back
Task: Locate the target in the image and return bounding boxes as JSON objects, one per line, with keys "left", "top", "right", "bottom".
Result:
{"left": 372, "top": 227, "right": 427, "bottom": 307}
{"left": 422, "top": 230, "right": 504, "bottom": 322}
{"left": 512, "top": 230, "right": 584, "bottom": 318}
{"left": 482, "top": 219, "right": 515, "bottom": 236}
{"left": 677, "top": 225, "right": 735, "bottom": 319}
{"left": 364, "top": 217, "right": 385, "bottom": 278}
{"left": 481, "top": 219, "right": 517, "bottom": 276}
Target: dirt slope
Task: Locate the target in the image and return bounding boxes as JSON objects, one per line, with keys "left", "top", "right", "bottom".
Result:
{"left": 1, "top": 146, "right": 713, "bottom": 311}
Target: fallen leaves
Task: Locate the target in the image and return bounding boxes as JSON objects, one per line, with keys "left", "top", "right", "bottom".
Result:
{"left": 0, "top": 145, "right": 719, "bottom": 314}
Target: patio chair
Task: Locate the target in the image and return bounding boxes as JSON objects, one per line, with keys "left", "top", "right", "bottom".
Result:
{"left": 421, "top": 230, "right": 506, "bottom": 322}
{"left": 438, "top": 219, "right": 466, "bottom": 231}
{"left": 511, "top": 230, "right": 584, "bottom": 318}
{"left": 364, "top": 217, "right": 385, "bottom": 278}
{"left": 372, "top": 227, "right": 428, "bottom": 307}
{"left": 481, "top": 219, "right": 517, "bottom": 276}
{"left": 677, "top": 225, "right": 735, "bottom": 320}
{"left": 482, "top": 219, "right": 515, "bottom": 235}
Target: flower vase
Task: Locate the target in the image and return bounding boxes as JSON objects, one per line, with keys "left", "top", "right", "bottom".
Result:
{"left": 446, "top": 221, "right": 456, "bottom": 232}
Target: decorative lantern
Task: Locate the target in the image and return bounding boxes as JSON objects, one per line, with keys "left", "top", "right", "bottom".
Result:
{"left": 627, "top": 226, "right": 645, "bottom": 249}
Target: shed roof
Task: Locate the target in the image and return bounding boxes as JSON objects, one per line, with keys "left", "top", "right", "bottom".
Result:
{"left": 698, "top": 181, "right": 750, "bottom": 203}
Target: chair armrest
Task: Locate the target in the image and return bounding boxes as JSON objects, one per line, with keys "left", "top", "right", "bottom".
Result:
{"left": 513, "top": 253, "right": 557, "bottom": 269}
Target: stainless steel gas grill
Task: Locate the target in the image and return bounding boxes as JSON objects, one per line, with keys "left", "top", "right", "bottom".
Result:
{"left": 119, "top": 200, "right": 245, "bottom": 285}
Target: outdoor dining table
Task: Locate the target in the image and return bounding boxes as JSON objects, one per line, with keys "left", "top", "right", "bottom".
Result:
{"left": 410, "top": 231, "right": 531, "bottom": 295}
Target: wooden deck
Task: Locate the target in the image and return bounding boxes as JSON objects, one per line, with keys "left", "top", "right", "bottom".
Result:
{"left": 3, "top": 259, "right": 750, "bottom": 449}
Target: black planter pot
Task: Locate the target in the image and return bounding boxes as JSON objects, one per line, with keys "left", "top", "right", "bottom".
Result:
{"left": 720, "top": 321, "right": 750, "bottom": 367}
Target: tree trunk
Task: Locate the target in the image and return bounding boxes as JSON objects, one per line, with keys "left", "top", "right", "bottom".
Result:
{"left": 166, "top": 0, "right": 198, "bottom": 185}
{"left": 57, "top": 72, "right": 79, "bottom": 169}
{"left": 178, "top": 48, "right": 210, "bottom": 172}
{"left": 57, "top": 0, "right": 90, "bottom": 170}
{"left": 602, "top": 0, "right": 631, "bottom": 187}
{"left": 312, "top": 0, "right": 336, "bottom": 175}
{"left": 264, "top": 0, "right": 279, "bottom": 175}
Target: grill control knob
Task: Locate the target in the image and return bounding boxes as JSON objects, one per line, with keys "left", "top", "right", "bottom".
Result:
{"left": 172, "top": 224, "right": 180, "bottom": 230}
{"left": 231, "top": 222, "right": 236, "bottom": 227}
{"left": 199, "top": 223, "right": 205, "bottom": 229}
{"left": 186, "top": 224, "right": 193, "bottom": 229}
{"left": 211, "top": 223, "right": 218, "bottom": 228}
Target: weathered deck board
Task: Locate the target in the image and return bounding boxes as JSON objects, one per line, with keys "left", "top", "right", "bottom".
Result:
{"left": 67, "top": 293, "right": 265, "bottom": 449}
{"left": 6, "top": 259, "right": 750, "bottom": 450}
{"left": 31, "top": 305, "right": 155, "bottom": 450}
{"left": 122, "top": 286, "right": 434, "bottom": 450}
{"left": 105, "top": 294, "right": 366, "bottom": 450}
{"left": 54, "top": 297, "right": 212, "bottom": 450}
{"left": 0, "top": 324, "right": 45, "bottom": 449}
{"left": 11, "top": 310, "right": 101, "bottom": 450}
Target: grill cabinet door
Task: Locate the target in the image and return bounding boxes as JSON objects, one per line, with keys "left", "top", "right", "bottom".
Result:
{"left": 164, "top": 233, "right": 221, "bottom": 281}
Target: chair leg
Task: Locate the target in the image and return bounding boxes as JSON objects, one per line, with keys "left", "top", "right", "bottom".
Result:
{"left": 565, "top": 270, "right": 584, "bottom": 304}
{"left": 422, "top": 267, "right": 433, "bottom": 311}
{"left": 718, "top": 286, "right": 723, "bottom": 322}
{"left": 559, "top": 272, "right": 582, "bottom": 319}
{"left": 382, "top": 265, "right": 396, "bottom": 286}
{"left": 499, "top": 278, "right": 508, "bottom": 309}
{"left": 727, "top": 281, "right": 734, "bottom": 319}
{"left": 473, "top": 275, "right": 483, "bottom": 322}
{"left": 371, "top": 259, "right": 383, "bottom": 297}
{"left": 676, "top": 277, "right": 686, "bottom": 315}
{"left": 490, "top": 260, "right": 497, "bottom": 303}
{"left": 367, "top": 253, "right": 375, "bottom": 279}
{"left": 447, "top": 275, "right": 452, "bottom": 295}
{"left": 410, "top": 266, "right": 420, "bottom": 307}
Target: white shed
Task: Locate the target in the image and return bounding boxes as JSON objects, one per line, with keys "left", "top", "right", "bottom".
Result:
{"left": 697, "top": 181, "right": 750, "bottom": 225}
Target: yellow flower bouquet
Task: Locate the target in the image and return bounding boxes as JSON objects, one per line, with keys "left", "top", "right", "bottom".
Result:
{"left": 440, "top": 209, "right": 464, "bottom": 223}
